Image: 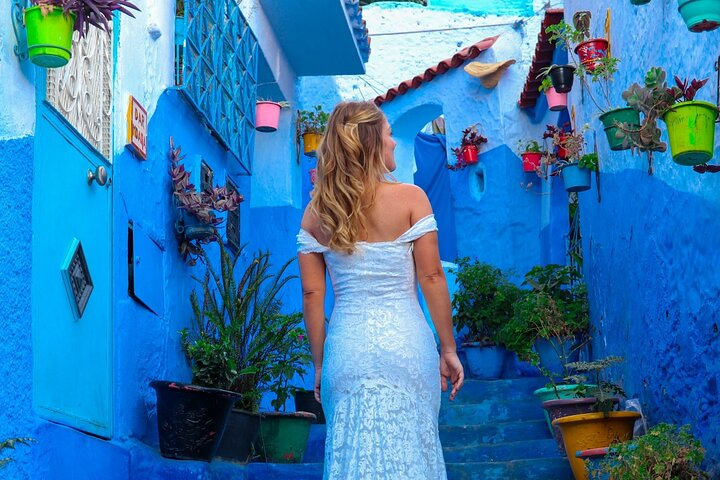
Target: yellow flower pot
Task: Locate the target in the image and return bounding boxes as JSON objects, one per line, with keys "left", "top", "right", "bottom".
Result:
{"left": 553, "top": 411, "right": 641, "bottom": 480}
{"left": 302, "top": 132, "right": 322, "bottom": 157}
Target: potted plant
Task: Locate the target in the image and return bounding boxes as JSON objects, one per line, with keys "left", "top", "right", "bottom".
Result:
{"left": 615, "top": 67, "right": 670, "bottom": 174}
{"left": 552, "top": 356, "right": 642, "bottom": 480}
{"left": 630, "top": 0, "right": 651, "bottom": 4}
{"left": 0, "top": 438, "right": 34, "bottom": 469}
{"left": 448, "top": 124, "right": 488, "bottom": 171}
{"left": 24, "top": 0, "right": 139, "bottom": 68}
{"left": 297, "top": 105, "right": 329, "bottom": 157}
{"left": 546, "top": 125, "right": 596, "bottom": 192}
{"left": 497, "top": 264, "right": 590, "bottom": 435}
{"left": 678, "top": 0, "right": 720, "bottom": 32}
{"left": 539, "top": 64, "right": 576, "bottom": 94}
{"left": 516, "top": 139, "right": 544, "bottom": 173}
{"left": 584, "top": 423, "right": 710, "bottom": 480}
{"left": 451, "top": 258, "right": 521, "bottom": 380}
{"left": 256, "top": 100, "right": 290, "bottom": 133}
{"left": 539, "top": 75, "right": 567, "bottom": 112}
{"left": 169, "top": 138, "right": 244, "bottom": 266}
{"left": 180, "top": 241, "right": 311, "bottom": 464}
{"left": 546, "top": 17, "right": 609, "bottom": 75}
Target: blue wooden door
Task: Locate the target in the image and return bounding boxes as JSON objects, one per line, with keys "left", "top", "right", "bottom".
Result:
{"left": 32, "top": 104, "right": 113, "bottom": 438}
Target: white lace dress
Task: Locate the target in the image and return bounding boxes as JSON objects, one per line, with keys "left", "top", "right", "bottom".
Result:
{"left": 297, "top": 214, "right": 447, "bottom": 480}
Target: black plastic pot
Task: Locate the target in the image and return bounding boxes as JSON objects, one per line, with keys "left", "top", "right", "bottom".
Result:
{"left": 215, "top": 408, "right": 261, "bottom": 463}
{"left": 548, "top": 65, "right": 576, "bottom": 94}
{"left": 150, "top": 380, "right": 239, "bottom": 462}
{"left": 294, "top": 389, "right": 326, "bottom": 424}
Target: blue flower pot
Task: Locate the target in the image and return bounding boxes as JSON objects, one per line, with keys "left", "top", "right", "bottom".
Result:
{"left": 678, "top": 0, "right": 720, "bottom": 32}
{"left": 561, "top": 164, "right": 592, "bottom": 192}
{"left": 462, "top": 342, "right": 506, "bottom": 380}
{"left": 534, "top": 338, "right": 580, "bottom": 380}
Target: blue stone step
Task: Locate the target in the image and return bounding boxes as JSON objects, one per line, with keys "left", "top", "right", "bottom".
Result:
{"left": 243, "top": 463, "right": 323, "bottom": 480}
{"left": 440, "top": 399, "right": 546, "bottom": 425}
{"left": 442, "top": 438, "right": 563, "bottom": 463}
{"left": 439, "top": 420, "right": 552, "bottom": 446}
{"left": 446, "top": 458, "right": 574, "bottom": 480}
{"left": 441, "top": 377, "right": 549, "bottom": 405}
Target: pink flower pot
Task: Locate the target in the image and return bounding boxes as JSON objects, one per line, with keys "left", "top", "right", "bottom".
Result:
{"left": 546, "top": 87, "right": 567, "bottom": 112}
{"left": 255, "top": 101, "right": 281, "bottom": 132}
{"left": 309, "top": 168, "right": 317, "bottom": 185}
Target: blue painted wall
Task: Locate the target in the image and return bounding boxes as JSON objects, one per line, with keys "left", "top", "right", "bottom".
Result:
{"left": 0, "top": 136, "right": 36, "bottom": 479}
{"left": 564, "top": 1, "right": 720, "bottom": 472}
{"left": 429, "top": 0, "right": 534, "bottom": 16}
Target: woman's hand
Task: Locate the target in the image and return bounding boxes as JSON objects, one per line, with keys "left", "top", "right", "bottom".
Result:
{"left": 314, "top": 365, "right": 322, "bottom": 403}
{"left": 440, "top": 350, "right": 464, "bottom": 401}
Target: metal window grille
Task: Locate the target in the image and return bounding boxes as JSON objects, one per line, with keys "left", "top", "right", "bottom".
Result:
{"left": 174, "top": 0, "right": 257, "bottom": 174}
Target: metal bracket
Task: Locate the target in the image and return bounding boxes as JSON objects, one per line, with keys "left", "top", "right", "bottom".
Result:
{"left": 11, "top": 0, "right": 29, "bottom": 61}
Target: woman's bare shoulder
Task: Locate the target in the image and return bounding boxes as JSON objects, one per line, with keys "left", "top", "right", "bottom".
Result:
{"left": 377, "top": 183, "right": 432, "bottom": 223}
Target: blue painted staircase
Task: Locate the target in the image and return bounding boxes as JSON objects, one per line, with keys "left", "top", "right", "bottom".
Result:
{"left": 243, "top": 376, "right": 574, "bottom": 480}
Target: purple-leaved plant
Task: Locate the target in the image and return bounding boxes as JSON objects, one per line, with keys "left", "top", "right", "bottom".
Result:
{"left": 32, "top": 0, "right": 140, "bottom": 38}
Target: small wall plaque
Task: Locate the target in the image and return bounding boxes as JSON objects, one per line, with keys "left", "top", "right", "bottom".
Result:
{"left": 127, "top": 96, "right": 148, "bottom": 159}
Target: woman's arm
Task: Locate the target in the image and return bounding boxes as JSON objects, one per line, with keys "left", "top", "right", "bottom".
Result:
{"left": 408, "top": 187, "right": 464, "bottom": 400}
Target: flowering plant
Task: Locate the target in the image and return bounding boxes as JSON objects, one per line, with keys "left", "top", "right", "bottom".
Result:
{"left": 181, "top": 242, "right": 307, "bottom": 412}
{"left": 32, "top": 0, "right": 140, "bottom": 37}
{"left": 297, "top": 105, "right": 329, "bottom": 135}
{"left": 169, "top": 138, "right": 244, "bottom": 265}
{"left": 448, "top": 125, "right": 488, "bottom": 171}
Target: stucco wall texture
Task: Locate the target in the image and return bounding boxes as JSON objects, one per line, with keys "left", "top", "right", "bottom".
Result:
{"left": 0, "top": 136, "right": 35, "bottom": 479}
{"left": 563, "top": 1, "right": 720, "bottom": 472}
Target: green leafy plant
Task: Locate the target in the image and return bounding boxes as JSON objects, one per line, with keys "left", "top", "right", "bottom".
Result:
{"left": 578, "top": 153, "right": 599, "bottom": 170}
{"left": 590, "top": 423, "right": 710, "bottom": 480}
{"left": 181, "top": 242, "right": 309, "bottom": 412}
{"left": 169, "top": 137, "right": 244, "bottom": 265}
{"left": 451, "top": 258, "right": 521, "bottom": 345}
{"left": 297, "top": 105, "right": 330, "bottom": 135}
{"left": 538, "top": 74, "right": 554, "bottom": 93}
{"left": 517, "top": 139, "right": 543, "bottom": 154}
{"left": 565, "top": 356, "right": 626, "bottom": 415}
{"left": 0, "top": 438, "right": 34, "bottom": 469}
{"left": 497, "top": 264, "right": 590, "bottom": 379}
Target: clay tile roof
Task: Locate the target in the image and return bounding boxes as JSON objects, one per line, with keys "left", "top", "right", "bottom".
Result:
{"left": 518, "top": 8, "right": 564, "bottom": 109}
{"left": 346, "top": 2, "right": 371, "bottom": 62}
{"left": 374, "top": 35, "right": 500, "bottom": 106}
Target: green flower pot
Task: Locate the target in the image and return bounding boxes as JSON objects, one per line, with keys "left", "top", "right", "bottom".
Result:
{"left": 630, "top": 0, "right": 651, "bottom": 4}
{"left": 678, "top": 0, "right": 720, "bottom": 32}
{"left": 599, "top": 107, "right": 640, "bottom": 151}
{"left": 24, "top": 6, "right": 76, "bottom": 68}
{"left": 662, "top": 100, "right": 718, "bottom": 166}
{"left": 256, "top": 411, "right": 315, "bottom": 463}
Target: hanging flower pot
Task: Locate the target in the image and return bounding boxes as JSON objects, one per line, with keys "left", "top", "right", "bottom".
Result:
{"left": 662, "top": 100, "right": 718, "bottom": 165}
{"left": 630, "top": 0, "right": 651, "bottom": 4}
{"left": 678, "top": 0, "right": 720, "bottom": 32}
{"left": 308, "top": 168, "right": 317, "bottom": 185}
{"left": 548, "top": 65, "right": 576, "bottom": 93}
{"left": 255, "top": 101, "right": 282, "bottom": 132}
{"left": 545, "top": 87, "right": 567, "bottom": 112}
{"left": 561, "top": 163, "right": 592, "bottom": 192}
{"left": 599, "top": 107, "right": 641, "bottom": 151}
{"left": 303, "top": 133, "right": 322, "bottom": 157}
{"left": 24, "top": 6, "right": 75, "bottom": 68}
{"left": 462, "top": 145, "right": 479, "bottom": 165}
{"left": 521, "top": 152, "right": 542, "bottom": 172}
{"left": 574, "top": 38, "right": 609, "bottom": 73}
{"left": 150, "top": 380, "right": 239, "bottom": 462}
{"left": 556, "top": 133, "right": 569, "bottom": 160}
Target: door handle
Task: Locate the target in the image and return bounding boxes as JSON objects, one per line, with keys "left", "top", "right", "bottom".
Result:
{"left": 87, "top": 166, "right": 108, "bottom": 186}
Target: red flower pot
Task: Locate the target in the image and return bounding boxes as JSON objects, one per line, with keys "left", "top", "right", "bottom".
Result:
{"left": 521, "top": 152, "right": 542, "bottom": 172}
{"left": 556, "top": 134, "right": 569, "bottom": 160}
{"left": 574, "top": 38, "right": 609, "bottom": 73}
{"left": 462, "top": 145, "right": 479, "bottom": 165}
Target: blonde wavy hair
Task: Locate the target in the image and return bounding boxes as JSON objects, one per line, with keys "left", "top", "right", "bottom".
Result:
{"left": 308, "top": 101, "right": 394, "bottom": 253}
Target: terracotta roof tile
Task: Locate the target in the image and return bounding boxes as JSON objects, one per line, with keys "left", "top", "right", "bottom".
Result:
{"left": 374, "top": 35, "right": 499, "bottom": 106}
{"left": 518, "top": 8, "right": 564, "bottom": 109}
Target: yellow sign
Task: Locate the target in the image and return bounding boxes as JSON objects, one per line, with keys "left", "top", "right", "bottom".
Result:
{"left": 127, "top": 96, "right": 148, "bottom": 160}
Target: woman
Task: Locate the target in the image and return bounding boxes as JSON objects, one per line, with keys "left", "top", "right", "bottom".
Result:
{"left": 297, "top": 101, "right": 464, "bottom": 479}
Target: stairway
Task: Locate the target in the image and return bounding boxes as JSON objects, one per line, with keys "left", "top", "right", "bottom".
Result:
{"left": 243, "top": 376, "right": 574, "bottom": 480}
